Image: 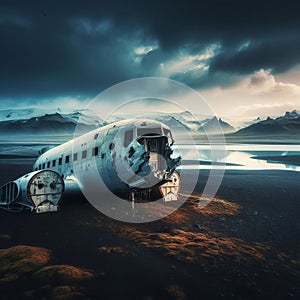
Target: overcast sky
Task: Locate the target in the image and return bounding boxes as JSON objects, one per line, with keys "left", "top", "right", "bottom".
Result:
{"left": 1, "top": 0, "right": 300, "bottom": 120}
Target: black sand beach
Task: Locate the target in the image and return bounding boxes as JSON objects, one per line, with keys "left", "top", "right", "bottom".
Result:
{"left": 0, "top": 158, "right": 300, "bottom": 299}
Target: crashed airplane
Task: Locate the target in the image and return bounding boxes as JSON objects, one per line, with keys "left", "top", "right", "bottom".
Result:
{"left": 0, "top": 119, "right": 181, "bottom": 213}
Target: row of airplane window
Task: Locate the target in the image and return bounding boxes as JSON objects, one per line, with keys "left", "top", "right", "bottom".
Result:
{"left": 36, "top": 146, "right": 99, "bottom": 171}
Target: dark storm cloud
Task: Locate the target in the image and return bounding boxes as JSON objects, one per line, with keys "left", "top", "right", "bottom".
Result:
{"left": 0, "top": 0, "right": 300, "bottom": 102}
{"left": 210, "top": 33, "right": 300, "bottom": 74}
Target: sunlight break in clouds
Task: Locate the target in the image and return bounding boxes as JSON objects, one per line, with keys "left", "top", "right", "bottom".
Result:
{"left": 200, "top": 69, "right": 300, "bottom": 120}
{"left": 134, "top": 43, "right": 159, "bottom": 63}
{"left": 160, "top": 43, "right": 221, "bottom": 77}
{"left": 248, "top": 69, "right": 300, "bottom": 96}
{"left": 238, "top": 40, "right": 251, "bottom": 52}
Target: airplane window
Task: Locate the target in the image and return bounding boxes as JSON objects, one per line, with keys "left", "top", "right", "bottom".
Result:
{"left": 124, "top": 130, "right": 133, "bottom": 147}
{"left": 109, "top": 143, "right": 115, "bottom": 150}
{"left": 92, "top": 147, "right": 99, "bottom": 156}
{"left": 137, "top": 127, "right": 161, "bottom": 136}
{"left": 101, "top": 153, "right": 105, "bottom": 159}
{"left": 65, "top": 155, "right": 70, "bottom": 163}
{"left": 42, "top": 163, "right": 45, "bottom": 169}
{"left": 82, "top": 150, "right": 87, "bottom": 159}
{"left": 47, "top": 162, "right": 50, "bottom": 168}
{"left": 59, "top": 158, "right": 62, "bottom": 165}
{"left": 94, "top": 133, "right": 99, "bottom": 140}
{"left": 39, "top": 165, "right": 41, "bottom": 170}
{"left": 73, "top": 153, "right": 78, "bottom": 161}
{"left": 52, "top": 160, "right": 56, "bottom": 167}
{"left": 35, "top": 167, "right": 38, "bottom": 171}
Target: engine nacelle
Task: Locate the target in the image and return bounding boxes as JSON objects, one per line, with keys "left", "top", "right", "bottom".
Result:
{"left": 0, "top": 170, "right": 64, "bottom": 213}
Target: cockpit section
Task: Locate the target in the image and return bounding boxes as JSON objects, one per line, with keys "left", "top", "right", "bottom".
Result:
{"left": 105, "top": 120, "right": 181, "bottom": 202}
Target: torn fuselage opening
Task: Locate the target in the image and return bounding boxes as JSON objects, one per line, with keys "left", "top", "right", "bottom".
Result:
{"left": 98, "top": 120, "right": 181, "bottom": 202}
{"left": 137, "top": 135, "right": 168, "bottom": 180}
{"left": 123, "top": 125, "right": 180, "bottom": 198}
{"left": 126, "top": 128, "right": 180, "bottom": 202}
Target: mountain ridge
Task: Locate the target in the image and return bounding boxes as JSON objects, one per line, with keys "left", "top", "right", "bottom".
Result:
{"left": 235, "top": 110, "right": 300, "bottom": 135}
{"left": 0, "top": 108, "right": 299, "bottom": 137}
{"left": 0, "top": 113, "right": 98, "bottom": 134}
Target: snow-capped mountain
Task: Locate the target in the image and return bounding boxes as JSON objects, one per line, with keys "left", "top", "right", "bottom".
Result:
{"left": 0, "top": 108, "right": 103, "bottom": 126}
{"left": 276, "top": 110, "right": 300, "bottom": 120}
{"left": 0, "top": 108, "right": 103, "bottom": 134}
{"left": 61, "top": 110, "right": 103, "bottom": 126}
{"left": 0, "top": 107, "right": 238, "bottom": 135}
{"left": 235, "top": 110, "right": 300, "bottom": 135}
{"left": 170, "top": 111, "right": 212, "bottom": 132}
{"left": 0, "top": 108, "right": 52, "bottom": 122}
{"left": 229, "top": 116, "right": 266, "bottom": 130}
{"left": 198, "top": 117, "right": 235, "bottom": 133}
{"left": 105, "top": 111, "right": 235, "bottom": 134}
{"left": 105, "top": 112, "right": 192, "bottom": 132}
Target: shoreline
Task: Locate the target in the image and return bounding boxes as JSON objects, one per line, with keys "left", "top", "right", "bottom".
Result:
{"left": 252, "top": 154, "right": 300, "bottom": 166}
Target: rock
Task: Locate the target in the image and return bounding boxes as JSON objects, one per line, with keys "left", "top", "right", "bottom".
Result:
{"left": 23, "top": 285, "right": 87, "bottom": 300}
{"left": 99, "top": 246, "right": 125, "bottom": 255}
{"left": 34, "top": 265, "right": 94, "bottom": 284}
{"left": 166, "top": 284, "right": 186, "bottom": 300}
{"left": 0, "top": 245, "right": 52, "bottom": 283}
{"left": 51, "top": 285, "right": 86, "bottom": 300}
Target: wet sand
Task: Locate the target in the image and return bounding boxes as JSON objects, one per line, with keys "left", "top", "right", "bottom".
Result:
{"left": 0, "top": 159, "right": 300, "bottom": 299}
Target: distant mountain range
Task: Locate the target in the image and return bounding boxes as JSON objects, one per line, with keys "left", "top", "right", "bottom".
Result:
{"left": 235, "top": 110, "right": 300, "bottom": 135}
{"left": 198, "top": 116, "right": 235, "bottom": 134}
{"left": 106, "top": 111, "right": 235, "bottom": 134}
{"left": 277, "top": 110, "right": 300, "bottom": 120}
{"left": 0, "top": 108, "right": 103, "bottom": 125}
{"left": 0, "top": 108, "right": 103, "bottom": 134}
{"left": 0, "top": 107, "right": 299, "bottom": 137}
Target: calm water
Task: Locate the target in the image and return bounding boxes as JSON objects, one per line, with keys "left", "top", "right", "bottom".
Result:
{"left": 0, "top": 142, "right": 299, "bottom": 172}
{"left": 175, "top": 144, "right": 300, "bottom": 172}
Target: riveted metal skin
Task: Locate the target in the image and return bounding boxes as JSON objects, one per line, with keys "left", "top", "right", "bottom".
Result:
{"left": 1, "top": 119, "right": 181, "bottom": 213}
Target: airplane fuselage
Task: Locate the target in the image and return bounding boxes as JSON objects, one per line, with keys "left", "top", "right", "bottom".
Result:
{"left": 0, "top": 119, "right": 181, "bottom": 212}
{"left": 33, "top": 119, "right": 181, "bottom": 201}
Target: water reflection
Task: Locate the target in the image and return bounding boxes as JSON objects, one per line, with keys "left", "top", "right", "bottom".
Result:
{"left": 175, "top": 144, "right": 300, "bottom": 172}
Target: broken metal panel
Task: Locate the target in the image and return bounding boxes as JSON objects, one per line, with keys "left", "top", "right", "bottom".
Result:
{"left": 159, "top": 170, "right": 181, "bottom": 202}
{"left": 94, "top": 120, "right": 181, "bottom": 200}
{"left": 0, "top": 181, "right": 21, "bottom": 211}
